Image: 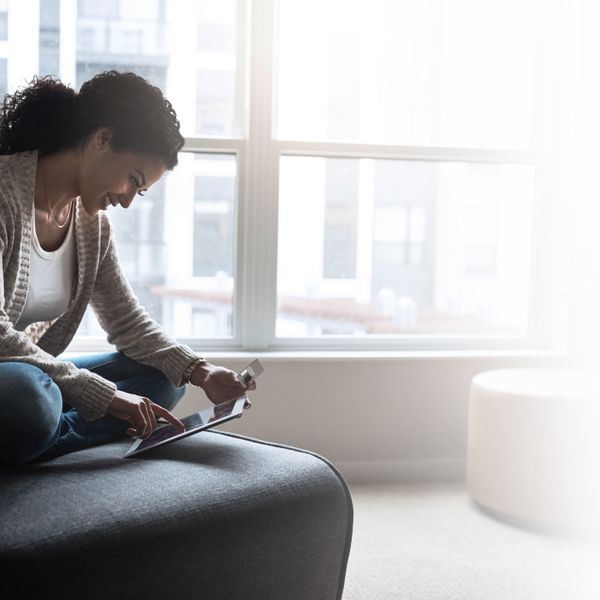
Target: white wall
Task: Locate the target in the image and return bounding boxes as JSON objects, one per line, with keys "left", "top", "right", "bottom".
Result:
{"left": 174, "top": 353, "right": 563, "bottom": 483}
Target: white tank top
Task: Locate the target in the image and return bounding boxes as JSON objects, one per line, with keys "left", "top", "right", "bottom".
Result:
{"left": 15, "top": 210, "right": 76, "bottom": 331}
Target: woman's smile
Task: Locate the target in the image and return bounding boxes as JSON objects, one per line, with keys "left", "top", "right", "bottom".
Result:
{"left": 102, "top": 193, "right": 120, "bottom": 210}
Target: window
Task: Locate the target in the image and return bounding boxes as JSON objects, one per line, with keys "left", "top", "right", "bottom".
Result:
{"left": 0, "top": 0, "right": 8, "bottom": 97}
{"left": 70, "top": 0, "right": 243, "bottom": 343}
{"left": 271, "top": 0, "right": 567, "bottom": 350}
{"left": 277, "top": 157, "right": 533, "bottom": 337}
{"left": 0, "top": 1, "right": 7, "bottom": 41}
{"left": 1, "top": 0, "right": 570, "bottom": 352}
{"left": 39, "top": 0, "right": 60, "bottom": 78}
{"left": 276, "top": 0, "right": 534, "bottom": 150}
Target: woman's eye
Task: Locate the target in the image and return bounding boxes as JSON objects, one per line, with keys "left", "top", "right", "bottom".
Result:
{"left": 131, "top": 176, "right": 145, "bottom": 196}
{"left": 130, "top": 176, "right": 138, "bottom": 187}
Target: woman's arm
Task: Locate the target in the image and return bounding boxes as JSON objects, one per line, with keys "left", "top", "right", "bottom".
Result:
{"left": 90, "top": 228, "right": 198, "bottom": 387}
{"left": 0, "top": 238, "right": 117, "bottom": 421}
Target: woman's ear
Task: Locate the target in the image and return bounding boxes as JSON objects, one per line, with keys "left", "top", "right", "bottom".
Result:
{"left": 93, "top": 127, "right": 114, "bottom": 150}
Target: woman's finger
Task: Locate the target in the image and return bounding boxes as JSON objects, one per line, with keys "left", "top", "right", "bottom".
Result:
{"left": 127, "top": 420, "right": 144, "bottom": 438}
{"left": 142, "top": 398, "right": 158, "bottom": 434}
{"left": 133, "top": 404, "right": 150, "bottom": 438}
{"left": 152, "top": 404, "right": 185, "bottom": 430}
{"left": 235, "top": 375, "right": 253, "bottom": 390}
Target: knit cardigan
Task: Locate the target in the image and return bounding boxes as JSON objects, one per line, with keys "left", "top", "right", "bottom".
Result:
{"left": 0, "top": 151, "right": 198, "bottom": 420}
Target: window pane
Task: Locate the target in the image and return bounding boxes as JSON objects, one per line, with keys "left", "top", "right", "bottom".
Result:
{"left": 322, "top": 159, "right": 359, "bottom": 279}
{"left": 39, "top": 0, "right": 61, "bottom": 78}
{"left": 170, "top": 153, "right": 236, "bottom": 338}
{"left": 74, "top": 0, "right": 242, "bottom": 137}
{"left": 0, "top": 0, "right": 7, "bottom": 95}
{"left": 0, "top": 1, "right": 8, "bottom": 41}
{"left": 276, "top": 0, "right": 534, "bottom": 149}
{"left": 77, "top": 153, "right": 237, "bottom": 339}
{"left": 192, "top": 155, "right": 236, "bottom": 279}
{"left": 277, "top": 156, "right": 534, "bottom": 336}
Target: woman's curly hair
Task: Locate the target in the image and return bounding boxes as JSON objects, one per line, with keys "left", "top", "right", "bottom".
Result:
{"left": 0, "top": 71, "right": 184, "bottom": 169}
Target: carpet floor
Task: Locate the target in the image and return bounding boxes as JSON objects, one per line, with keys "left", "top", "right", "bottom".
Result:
{"left": 342, "top": 483, "right": 600, "bottom": 600}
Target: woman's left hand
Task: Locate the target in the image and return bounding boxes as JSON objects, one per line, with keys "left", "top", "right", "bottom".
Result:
{"left": 189, "top": 361, "right": 255, "bottom": 405}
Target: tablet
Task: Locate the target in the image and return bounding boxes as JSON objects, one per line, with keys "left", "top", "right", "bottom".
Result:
{"left": 124, "top": 396, "right": 247, "bottom": 458}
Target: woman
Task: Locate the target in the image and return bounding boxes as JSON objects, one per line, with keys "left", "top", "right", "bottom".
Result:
{"left": 0, "top": 71, "right": 252, "bottom": 465}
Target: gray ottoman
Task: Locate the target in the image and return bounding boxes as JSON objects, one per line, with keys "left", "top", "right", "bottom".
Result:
{"left": 0, "top": 431, "right": 353, "bottom": 600}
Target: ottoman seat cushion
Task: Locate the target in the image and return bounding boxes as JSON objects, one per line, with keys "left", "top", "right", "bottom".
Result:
{"left": 0, "top": 431, "right": 353, "bottom": 600}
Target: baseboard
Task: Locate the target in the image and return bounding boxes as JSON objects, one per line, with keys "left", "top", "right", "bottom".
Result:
{"left": 336, "top": 457, "right": 467, "bottom": 484}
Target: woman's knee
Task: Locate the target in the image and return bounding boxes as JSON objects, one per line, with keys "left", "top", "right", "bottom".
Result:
{"left": 0, "top": 362, "right": 61, "bottom": 409}
{"left": 0, "top": 362, "right": 63, "bottom": 463}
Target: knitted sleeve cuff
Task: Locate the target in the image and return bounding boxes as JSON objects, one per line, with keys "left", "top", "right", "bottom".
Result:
{"left": 161, "top": 344, "right": 203, "bottom": 388}
{"left": 73, "top": 371, "right": 118, "bottom": 421}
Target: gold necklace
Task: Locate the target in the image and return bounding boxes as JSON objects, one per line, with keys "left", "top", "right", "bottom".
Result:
{"left": 40, "top": 161, "right": 73, "bottom": 229}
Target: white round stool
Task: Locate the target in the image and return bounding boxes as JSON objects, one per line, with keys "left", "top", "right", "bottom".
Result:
{"left": 467, "top": 368, "right": 600, "bottom": 532}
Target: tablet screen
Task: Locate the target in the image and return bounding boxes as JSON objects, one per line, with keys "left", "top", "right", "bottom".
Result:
{"left": 124, "top": 396, "right": 246, "bottom": 457}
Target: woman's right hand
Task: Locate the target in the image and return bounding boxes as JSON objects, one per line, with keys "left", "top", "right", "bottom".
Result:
{"left": 107, "top": 390, "right": 185, "bottom": 438}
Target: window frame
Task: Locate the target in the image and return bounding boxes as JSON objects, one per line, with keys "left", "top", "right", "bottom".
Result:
{"left": 228, "top": 0, "right": 566, "bottom": 353}
{"left": 63, "top": 0, "right": 571, "bottom": 354}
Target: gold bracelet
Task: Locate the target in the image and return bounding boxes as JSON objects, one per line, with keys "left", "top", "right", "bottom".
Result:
{"left": 183, "top": 357, "right": 206, "bottom": 385}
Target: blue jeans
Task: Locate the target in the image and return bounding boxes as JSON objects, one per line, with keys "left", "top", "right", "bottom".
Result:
{"left": 0, "top": 352, "right": 186, "bottom": 465}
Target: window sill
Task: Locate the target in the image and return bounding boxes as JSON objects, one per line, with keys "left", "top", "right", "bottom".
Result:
{"left": 204, "top": 349, "right": 566, "bottom": 362}
{"left": 61, "top": 348, "right": 566, "bottom": 363}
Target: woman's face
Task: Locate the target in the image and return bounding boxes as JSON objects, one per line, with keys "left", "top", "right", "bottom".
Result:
{"left": 78, "top": 128, "right": 167, "bottom": 216}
